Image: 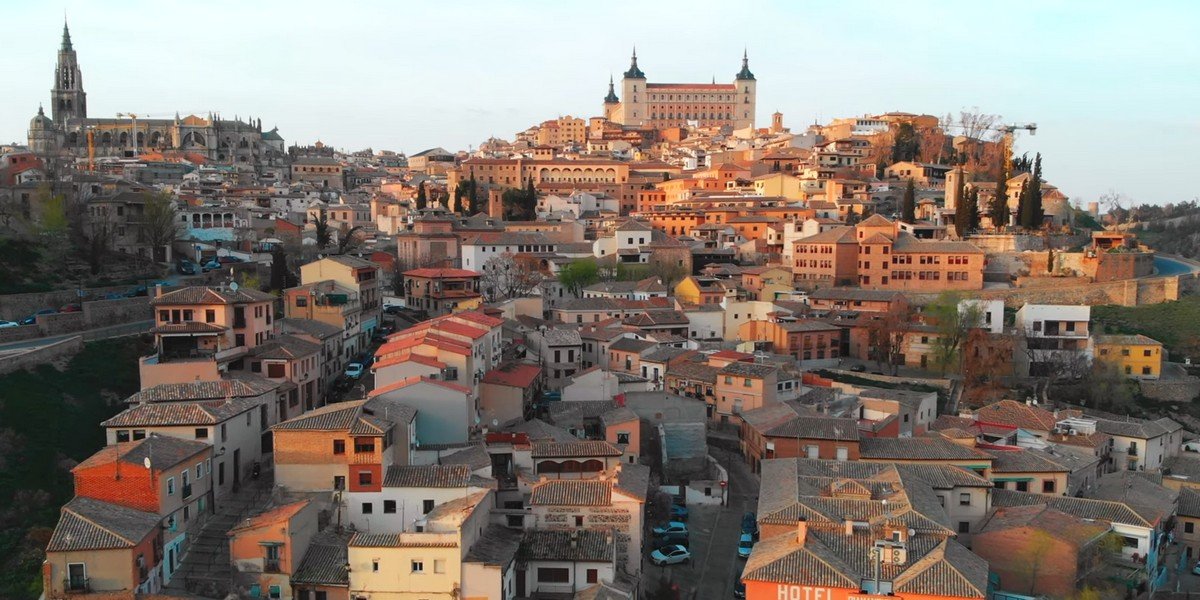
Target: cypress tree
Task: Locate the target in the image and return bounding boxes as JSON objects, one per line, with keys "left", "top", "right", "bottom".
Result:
{"left": 901, "top": 179, "right": 916, "bottom": 223}
{"left": 992, "top": 162, "right": 1009, "bottom": 229}
{"left": 1029, "top": 153, "right": 1044, "bottom": 228}
{"left": 966, "top": 188, "right": 980, "bottom": 231}
{"left": 416, "top": 181, "right": 427, "bottom": 210}
{"left": 1017, "top": 180, "right": 1032, "bottom": 229}
{"left": 953, "top": 168, "right": 968, "bottom": 237}
{"left": 469, "top": 174, "right": 480, "bottom": 215}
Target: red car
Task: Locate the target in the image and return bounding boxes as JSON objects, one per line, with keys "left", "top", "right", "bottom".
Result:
{"left": 59, "top": 303, "right": 82, "bottom": 313}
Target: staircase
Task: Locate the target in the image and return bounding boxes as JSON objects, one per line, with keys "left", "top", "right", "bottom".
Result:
{"left": 164, "top": 478, "right": 273, "bottom": 598}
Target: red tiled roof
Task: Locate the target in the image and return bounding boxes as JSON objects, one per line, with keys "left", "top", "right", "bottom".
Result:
{"left": 369, "top": 376, "right": 473, "bottom": 398}
{"left": 229, "top": 500, "right": 310, "bottom": 533}
{"left": 482, "top": 364, "right": 542, "bottom": 388}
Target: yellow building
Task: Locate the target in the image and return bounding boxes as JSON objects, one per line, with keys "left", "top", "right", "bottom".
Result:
{"left": 1093, "top": 334, "right": 1164, "bottom": 380}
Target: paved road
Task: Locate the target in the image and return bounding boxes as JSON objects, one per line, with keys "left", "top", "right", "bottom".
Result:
{"left": 642, "top": 444, "right": 760, "bottom": 600}
{"left": 0, "top": 319, "right": 152, "bottom": 352}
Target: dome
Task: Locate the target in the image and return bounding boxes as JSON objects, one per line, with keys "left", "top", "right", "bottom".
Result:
{"left": 29, "top": 106, "right": 52, "bottom": 130}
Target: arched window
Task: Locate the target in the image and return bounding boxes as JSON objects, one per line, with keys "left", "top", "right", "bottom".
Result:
{"left": 582, "top": 460, "right": 603, "bottom": 472}
{"left": 537, "top": 461, "right": 560, "bottom": 474}
{"left": 100, "top": 131, "right": 112, "bottom": 145}
{"left": 561, "top": 460, "right": 583, "bottom": 473}
{"left": 119, "top": 132, "right": 129, "bottom": 146}
{"left": 136, "top": 132, "right": 144, "bottom": 146}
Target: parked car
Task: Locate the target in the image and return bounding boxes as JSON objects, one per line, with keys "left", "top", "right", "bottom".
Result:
{"left": 177, "top": 259, "right": 197, "bottom": 275}
{"left": 216, "top": 255, "right": 244, "bottom": 264}
{"left": 1184, "top": 441, "right": 1200, "bottom": 453}
{"left": 849, "top": 364, "right": 866, "bottom": 372}
{"left": 734, "top": 580, "right": 745, "bottom": 599}
{"left": 652, "top": 522, "right": 688, "bottom": 537}
{"left": 0, "top": 320, "right": 20, "bottom": 328}
{"left": 650, "top": 545, "right": 691, "bottom": 566}
{"left": 124, "top": 285, "right": 148, "bottom": 297}
{"left": 59, "top": 303, "right": 82, "bottom": 313}
{"left": 103, "top": 292, "right": 126, "bottom": 300}
{"left": 201, "top": 260, "right": 223, "bottom": 272}
{"left": 741, "top": 512, "right": 759, "bottom": 541}
{"left": 383, "top": 305, "right": 404, "bottom": 315}
{"left": 737, "top": 533, "right": 755, "bottom": 559}
{"left": 670, "top": 504, "right": 689, "bottom": 522}
{"left": 653, "top": 531, "right": 689, "bottom": 547}
{"left": 344, "top": 362, "right": 365, "bottom": 379}
{"left": 1193, "top": 561, "right": 1200, "bottom": 576}
{"left": 20, "top": 308, "right": 57, "bottom": 325}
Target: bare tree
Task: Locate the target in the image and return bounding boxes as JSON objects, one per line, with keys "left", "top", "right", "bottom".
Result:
{"left": 481, "top": 253, "right": 545, "bottom": 301}
{"left": 865, "top": 308, "right": 908, "bottom": 375}
{"left": 138, "top": 191, "right": 180, "bottom": 263}
{"left": 943, "top": 108, "right": 1002, "bottom": 142}
{"left": 336, "top": 224, "right": 365, "bottom": 254}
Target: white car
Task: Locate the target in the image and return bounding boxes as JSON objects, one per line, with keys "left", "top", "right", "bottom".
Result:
{"left": 1184, "top": 441, "right": 1200, "bottom": 453}
{"left": 344, "top": 363, "right": 365, "bottom": 379}
{"left": 0, "top": 320, "right": 19, "bottom": 328}
{"left": 650, "top": 545, "right": 691, "bottom": 566}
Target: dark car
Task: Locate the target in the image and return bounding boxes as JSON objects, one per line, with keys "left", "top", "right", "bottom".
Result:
{"left": 177, "top": 259, "right": 197, "bottom": 275}
{"left": 741, "top": 512, "right": 759, "bottom": 541}
{"left": 201, "top": 260, "right": 224, "bottom": 272}
{"left": 216, "top": 255, "right": 244, "bottom": 264}
{"left": 653, "top": 531, "right": 689, "bottom": 547}
{"left": 20, "top": 308, "right": 57, "bottom": 325}
{"left": 734, "top": 580, "right": 745, "bottom": 599}
{"left": 59, "top": 303, "right": 82, "bottom": 313}
{"left": 103, "top": 292, "right": 126, "bottom": 300}
{"left": 384, "top": 305, "right": 403, "bottom": 315}
{"left": 849, "top": 364, "right": 866, "bottom": 372}
{"left": 125, "top": 285, "right": 148, "bottom": 297}
{"left": 670, "top": 504, "right": 688, "bottom": 522}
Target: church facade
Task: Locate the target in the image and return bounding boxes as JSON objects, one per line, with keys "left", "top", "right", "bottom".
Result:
{"left": 603, "top": 49, "right": 757, "bottom": 131}
{"left": 28, "top": 21, "right": 285, "bottom": 166}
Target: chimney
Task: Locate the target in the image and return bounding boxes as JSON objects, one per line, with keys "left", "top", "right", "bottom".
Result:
{"left": 844, "top": 518, "right": 853, "bottom": 536}
{"left": 796, "top": 517, "right": 807, "bottom": 545}
{"left": 570, "top": 531, "right": 579, "bottom": 549}
{"left": 155, "top": 283, "right": 165, "bottom": 298}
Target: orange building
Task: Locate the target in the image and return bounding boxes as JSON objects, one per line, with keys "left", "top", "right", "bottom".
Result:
{"left": 403, "top": 268, "right": 483, "bottom": 316}
{"left": 737, "top": 320, "right": 842, "bottom": 364}
{"left": 229, "top": 500, "right": 322, "bottom": 600}
{"left": 739, "top": 404, "right": 860, "bottom": 472}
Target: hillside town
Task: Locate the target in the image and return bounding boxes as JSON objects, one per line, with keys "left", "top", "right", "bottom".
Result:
{"left": 6, "top": 18, "right": 1200, "bottom": 600}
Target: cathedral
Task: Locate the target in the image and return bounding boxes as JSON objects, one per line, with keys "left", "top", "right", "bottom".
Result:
{"left": 603, "top": 48, "right": 758, "bottom": 131}
{"left": 28, "top": 21, "right": 285, "bottom": 166}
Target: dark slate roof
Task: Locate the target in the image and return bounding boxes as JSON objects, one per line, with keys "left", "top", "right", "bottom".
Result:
{"left": 531, "top": 440, "right": 622, "bottom": 458}
{"left": 991, "top": 488, "right": 1151, "bottom": 527}
{"left": 291, "top": 537, "right": 350, "bottom": 587}
{"left": 465, "top": 524, "right": 523, "bottom": 566}
{"left": 102, "top": 396, "right": 261, "bottom": 427}
{"left": 519, "top": 530, "right": 613, "bottom": 563}
{"left": 1179, "top": 487, "right": 1200, "bottom": 519}
{"left": 530, "top": 479, "right": 612, "bottom": 506}
{"left": 984, "top": 448, "right": 1070, "bottom": 473}
{"left": 150, "top": 286, "right": 275, "bottom": 306}
{"left": 126, "top": 377, "right": 278, "bottom": 404}
{"left": 252, "top": 334, "right": 321, "bottom": 360}
{"left": 1095, "top": 416, "right": 1183, "bottom": 439}
{"left": 608, "top": 338, "right": 656, "bottom": 353}
{"left": 859, "top": 437, "right": 993, "bottom": 461}
{"left": 46, "top": 497, "right": 160, "bottom": 552}
{"left": 719, "top": 361, "right": 778, "bottom": 378}
{"left": 383, "top": 465, "right": 472, "bottom": 488}
{"left": 765, "top": 416, "right": 860, "bottom": 441}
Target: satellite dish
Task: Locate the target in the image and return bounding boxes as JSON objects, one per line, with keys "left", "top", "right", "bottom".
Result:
{"left": 143, "top": 457, "right": 152, "bottom": 470}
{"left": 230, "top": 281, "right": 240, "bottom": 292}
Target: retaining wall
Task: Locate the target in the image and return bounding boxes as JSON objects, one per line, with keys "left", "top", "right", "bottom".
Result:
{"left": 0, "top": 335, "right": 84, "bottom": 375}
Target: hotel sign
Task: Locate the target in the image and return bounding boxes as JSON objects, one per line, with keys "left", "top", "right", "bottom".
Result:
{"left": 774, "top": 588, "right": 894, "bottom": 600}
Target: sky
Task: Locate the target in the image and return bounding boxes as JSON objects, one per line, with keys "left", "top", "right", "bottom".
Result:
{"left": 2, "top": 0, "right": 1197, "bottom": 205}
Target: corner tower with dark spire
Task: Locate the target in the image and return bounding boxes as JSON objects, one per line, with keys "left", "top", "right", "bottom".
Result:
{"left": 735, "top": 49, "right": 757, "bottom": 131}
{"left": 51, "top": 19, "right": 87, "bottom": 124}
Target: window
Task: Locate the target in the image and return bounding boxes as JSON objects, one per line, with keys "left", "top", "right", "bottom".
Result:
{"left": 743, "top": 378, "right": 752, "bottom": 387}
{"left": 333, "top": 440, "right": 345, "bottom": 454}
{"left": 269, "top": 585, "right": 281, "bottom": 599}
{"left": 384, "top": 500, "right": 397, "bottom": 514}
{"left": 1015, "top": 481, "right": 1029, "bottom": 492}
{"left": 959, "top": 493, "right": 970, "bottom": 506}
{"left": 167, "top": 477, "right": 176, "bottom": 495}
{"left": 67, "top": 563, "right": 87, "bottom": 591}
{"left": 116, "top": 430, "right": 131, "bottom": 442}
{"left": 1187, "top": 522, "right": 1195, "bottom": 534}
{"left": 372, "top": 560, "right": 380, "bottom": 572}
{"left": 836, "top": 447, "right": 849, "bottom": 461}
{"left": 411, "top": 560, "right": 424, "bottom": 573}
{"left": 195, "top": 428, "right": 208, "bottom": 440}
{"left": 575, "top": 516, "right": 584, "bottom": 526}
{"left": 958, "top": 521, "right": 970, "bottom": 534}
{"left": 423, "top": 499, "right": 435, "bottom": 514}
{"left": 806, "top": 445, "right": 819, "bottom": 459}
{"left": 205, "top": 309, "right": 216, "bottom": 323}
{"left": 358, "top": 471, "right": 373, "bottom": 486}
{"left": 333, "top": 476, "right": 345, "bottom": 490}
{"left": 587, "top": 569, "right": 598, "bottom": 584}
{"left": 537, "top": 568, "right": 570, "bottom": 583}
{"left": 362, "top": 502, "right": 373, "bottom": 514}
{"left": 434, "top": 560, "right": 446, "bottom": 574}
{"left": 196, "top": 463, "right": 204, "bottom": 479}
{"left": 133, "top": 429, "right": 146, "bottom": 440}
{"left": 1143, "top": 366, "right": 1152, "bottom": 375}
{"left": 616, "top": 432, "right": 631, "bottom": 445}
{"left": 1042, "top": 480, "right": 1056, "bottom": 493}
{"left": 355, "top": 440, "right": 375, "bottom": 453}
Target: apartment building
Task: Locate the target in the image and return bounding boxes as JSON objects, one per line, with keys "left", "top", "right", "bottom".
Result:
{"left": 299, "top": 255, "right": 383, "bottom": 353}
{"left": 1014, "top": 304, "right": 1092, "bottom": 377}
{"left": 141, "top": 286, "right": 276, "bottom": 389}
{"left": 44, "top": 498, "right": 164, "bottom": 598}
{"left": 403, "top": 267, "right": 484, "bottom": 316}
{"left": 373, "top": 310, "right": 504, "bottom": 396}
{"left": 1093, "top": 334, "right": 1165, "bottom": 380}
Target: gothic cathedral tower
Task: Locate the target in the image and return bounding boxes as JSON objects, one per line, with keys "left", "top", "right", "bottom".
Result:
{"left": 51, "top": 20, "right": 86, "bottom": 125}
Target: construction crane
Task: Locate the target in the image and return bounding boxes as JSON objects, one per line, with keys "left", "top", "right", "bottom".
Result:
{"left": 115, "top": 111, "right": 211, "bottom": 155}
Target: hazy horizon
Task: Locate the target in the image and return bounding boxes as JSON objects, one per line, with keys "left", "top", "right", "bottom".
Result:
{"left": 2, "top": 0, "right": 1196, "bottom": 206}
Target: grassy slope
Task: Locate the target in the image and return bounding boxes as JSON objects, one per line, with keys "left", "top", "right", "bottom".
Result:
{"left": 1091, "top": 297, "right": 1200, "bottom": 361}
{"left": 0, "top": 336, "right": 150, "bottom": 599}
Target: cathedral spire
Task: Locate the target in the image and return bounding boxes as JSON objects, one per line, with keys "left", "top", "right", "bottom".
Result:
{"left": 624, "top": 46, "right": 644, "bottom": 79}
{"left": 61, "top": 17, "right": 73, "bottom": 51}
{"left": 736, "top": 47, "right": 755, "bottom": 80}
{"left": 604, "top": 74, "right": 619, "bottom": 104}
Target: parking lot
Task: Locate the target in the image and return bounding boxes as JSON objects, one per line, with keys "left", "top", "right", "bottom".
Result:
{"left": 643, "top": 445, "right": 760, "bottom": 600}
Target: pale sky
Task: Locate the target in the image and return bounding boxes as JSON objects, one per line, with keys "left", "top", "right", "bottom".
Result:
{"left": 2, "top": 0, "right": 1197, "bottom": 205}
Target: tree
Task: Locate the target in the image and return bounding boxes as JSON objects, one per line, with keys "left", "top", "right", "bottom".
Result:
{"left": 36, "top": 184, "right": 72, "bottom": 269}
{"left": 901, "top": 179, "right": 916, "bottom": 223}
{"left": 557, "top": 258, "right": 599, "bottom": 297}
{"left": 480, "top": 253, "right": 544, "bottom": 301}
{"left": 336, "top": 224, "right": 364, "bottom": 254}
{"left": 926, "top": 292, "right": 982, "bottom": 375}
{"left": 501, "top": 180, "right": 538, "bottom": 221}
{"left": 468, "top": 174, "right": 481, "bottom": 215}
{"left": 138, "top": 191, "right": 179, "bottom": 263}
{"left": 269, "top": 245, "right": 288, "bottom": 292}
{"left": 1017, "top": 180, "right": 1032, "bottom": 229}
{"left": 1029, "top": 153, "right": 1044, "bottom": 227}
{"left": 415, "top": 181, "right": 427, "bottom": 211}
{"left": 865, "top": 308, "right": 908, "bottom": 375}
{"left": 1020, "top": 528, "right": 1056, "bottom": 595}
{"left": 965, "top": 188, "right": 980, "bottom": 232}
{"left": 991, "top": 157, "right": 1009, "bottom": 229}
{"left": 314, "top": 208, "right": 332, "bottom": 250}
{"left": 891, "top": 122, "right": 920, "bottom": 163}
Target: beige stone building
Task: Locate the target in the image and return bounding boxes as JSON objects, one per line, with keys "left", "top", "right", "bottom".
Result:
{"left": 604, "top": 49, "right": 757, "bottom": 131}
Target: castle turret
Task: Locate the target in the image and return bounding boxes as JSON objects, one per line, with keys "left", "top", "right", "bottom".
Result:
{"left": 619, "top": 47, "right": 648, "bottom": 126}
{"left": 734, "top": 49, "right": 757, "bottom": 130}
